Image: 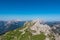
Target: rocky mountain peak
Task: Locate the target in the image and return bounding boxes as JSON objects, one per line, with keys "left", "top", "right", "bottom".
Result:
{"left": 32, "top": 19, "right": 43, "bottom": 24}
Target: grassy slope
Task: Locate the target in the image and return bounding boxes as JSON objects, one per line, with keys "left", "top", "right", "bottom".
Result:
{"left": 0, "top": 22, "right": 46, "bottom": 40}
{"left": 0, "top": 28, "right": 46, "bottom": 40}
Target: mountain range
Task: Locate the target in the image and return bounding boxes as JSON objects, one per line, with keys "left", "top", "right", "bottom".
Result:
{"left": 0, "top": 19, "right": 60, "bottom": 40}
{"left": 0, "top": 20, "right": 25, "bottom": 35}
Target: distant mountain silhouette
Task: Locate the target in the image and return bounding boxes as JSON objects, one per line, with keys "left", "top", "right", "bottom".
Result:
{"left": 45, "top": 21, "right": 60, "bottom": 27}
{"left": 0, "top": 21, "right": 25, "bottom": 35}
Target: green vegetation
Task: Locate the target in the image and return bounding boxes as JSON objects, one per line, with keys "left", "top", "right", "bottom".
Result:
{"left": 0, "top": 28, "right": 46, "bottom": 40}
{"left": 0, "top": 21, "right": 46, "bottom": 40}
{"left": 32, "top": 33, "right": 46, "bottom": 40}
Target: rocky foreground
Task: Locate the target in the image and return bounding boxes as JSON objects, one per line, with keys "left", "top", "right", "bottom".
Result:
{"left": 0, "top": 19, "right": 60, "bottom": 40}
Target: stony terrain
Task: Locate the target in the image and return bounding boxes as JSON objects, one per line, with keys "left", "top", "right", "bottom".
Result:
{"left": 0, "top": 19, "right": 60, "bottom": 40}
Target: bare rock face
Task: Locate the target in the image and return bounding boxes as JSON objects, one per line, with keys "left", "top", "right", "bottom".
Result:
{"left": 26, "top": 19, "right": 51, "bottom": 36}
{"left": 1, "top": 19, "right": 60, "bottom": 40}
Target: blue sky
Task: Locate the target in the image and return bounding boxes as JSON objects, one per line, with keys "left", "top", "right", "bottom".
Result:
{"left": 0, "top": 0, "right": 60, "bottom": 21}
